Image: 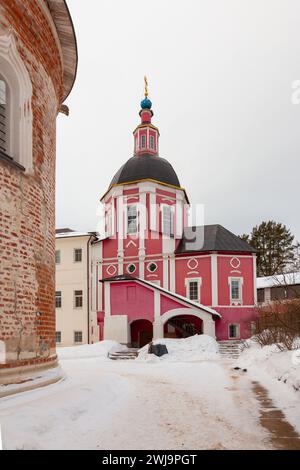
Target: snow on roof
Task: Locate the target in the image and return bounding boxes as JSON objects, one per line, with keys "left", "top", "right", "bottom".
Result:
{"left": 257, "top": 272, "right": 300, "bottom": 289}
{"left": 55, "top": 230, "right": 96, "bottom": 239}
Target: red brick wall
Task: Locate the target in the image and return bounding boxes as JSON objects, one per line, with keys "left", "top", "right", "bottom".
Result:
{"left": 0, "top": 1, "right": 64, "bottom": 365}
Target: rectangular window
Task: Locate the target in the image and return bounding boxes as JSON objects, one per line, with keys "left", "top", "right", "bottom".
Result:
{"left": 74, "top": 248, "right": 82, "bottom": 262}
{"left": 55, "top": 331, "right": 61, "bottom": 344}
{"left": 230, "top": 278, "right": 242, "bottom": 303}
{"left": 55, "top": 291, "right": 62, "bottom": 308}
{"left": 228, "top": 324, "right": 240, "bottom": 339}
{"left": 141, "top": 134, "right": 146, "bottom": 148}
{"left": 127, "top": 205, "right": 137, "bottom": 234}
{"left": 0, "top": 78, "right": 7, "bottom": 154}
{"left": 150, "top": 135, "right": 155, "bottom": 150}
{"left": 186, "top": 278, "right": 201, "bottom": 302}
{"left": 162, "top": 205, "right": 174, "bottom": 236}
{"left": 189, "top": 281, "right": 199, "bottom": 301}
{"left": 74, "top": 331, "right": 83, "bottom": 343}
{"left": 55, "top": 250, "right": 61, "bottom": 264}
{"left": 74, "top": 290, "right": 83, "bottom": 308}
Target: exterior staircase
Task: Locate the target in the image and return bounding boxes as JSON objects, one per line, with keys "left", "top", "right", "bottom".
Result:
{"left": 108, "top": 348, "right": 139, "bottom": 360}
{"left": 218, "top": 340, "right": 243, "bottom": 359}
{"left": 168, "top": 318, "right": 202, "bottom": 338}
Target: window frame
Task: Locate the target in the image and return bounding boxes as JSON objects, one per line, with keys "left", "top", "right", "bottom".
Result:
{"left": 127, "top": 204, "right": 137, "bottom": 235}
{"left": 229, "top": 277, "right": 243, "bottom": 305}
{"left": 74, "top": 248, "right": 82, "bottom": 263}
{"left": 161, "top": 204, "right": 174, "bottom": 237}
{"left": 55, "top": 331, "right": 62, "bottom": 344}
{"left": 74, "top": 290, "right": 83, "bottom": 309}
{"left": 74, "top": 331, "right": 83, "bottom": 344}
{"left": 228, "top": 323, "right": 240, "bottom": 339}
{"left": 141, "top": 134, "right": 146, "bottom": 148}
{"left": 185, "top": 277, "right": 202, "bottom": 303}
{"left": 55, "top": 250, "right": 61, "bottom": 265}
{"left": 55, "top": 290, "right": 62, "bottom": 309}
{"left": 149, "top": 134, "right": 155, "bottom": 150}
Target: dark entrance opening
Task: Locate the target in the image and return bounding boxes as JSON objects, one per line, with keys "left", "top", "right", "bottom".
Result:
{"left": 164, "top": 314, "right": 203, "bottom": 339}
{"left": 130, "top": 319, "right": 153, "bottom": 348}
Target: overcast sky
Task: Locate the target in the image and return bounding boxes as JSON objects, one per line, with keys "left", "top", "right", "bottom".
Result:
{"left": 56, "top": 0, "right": 300, "bottom": 241}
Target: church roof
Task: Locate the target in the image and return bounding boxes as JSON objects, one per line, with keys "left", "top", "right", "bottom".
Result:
{"left": 175, "top": 224, "right": 256, "bottom": 254}
{"left": 109, "top": 153, "right": 181, "bottom": 189}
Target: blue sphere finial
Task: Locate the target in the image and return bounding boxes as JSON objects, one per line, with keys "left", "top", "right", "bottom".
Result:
{"left": 141, "top": 97, "right": 152, "bottom": 109}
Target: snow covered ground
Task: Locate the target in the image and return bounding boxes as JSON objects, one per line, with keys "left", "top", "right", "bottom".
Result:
{"left": 235, "top": 339, "right": 300, "bottom": 435}
{"left": 0, "top": 338, "right": 299, "bottom": 450}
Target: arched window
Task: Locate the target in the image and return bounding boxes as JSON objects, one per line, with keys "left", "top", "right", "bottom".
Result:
{"left": 0, "top": 76, "right": 7, "bottom": 154}
{"left": 141, "top": 134, "right": 146, "bottom": 148}
{"left": 0, "top": 33, "right": 33, "bottom": 171}
{"left": 149, "top": 135, "right": 155, "bottom": 150}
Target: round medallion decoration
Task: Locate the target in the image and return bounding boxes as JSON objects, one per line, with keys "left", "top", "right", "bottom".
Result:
{"left": 230, "top": 257, "right": 241, "bottom": 269}
{"left": 187, "top": 258, "right": 198, "bottom": 270}
{"left": 106, "top": 264, "right": 117, "bottom": 276}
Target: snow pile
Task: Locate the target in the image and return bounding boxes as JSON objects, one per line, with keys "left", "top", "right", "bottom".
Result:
{"left": 137, "top": 334, "right": 219, "bottom": 362}
{"left": 57, "top": 340, "right": 126, "bottom": 360}
{"left": 236, "top": 339, "right": 300, "bottom": 392}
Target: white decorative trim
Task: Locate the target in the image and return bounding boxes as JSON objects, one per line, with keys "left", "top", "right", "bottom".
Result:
{"left": 146, "top": 261, "right": 158, "bottom": 273}
{"left": 185, "top": 277, "right": 202, "bottom": 303}
{"left": 0, "top": 32, "right": 33, "bottom": 171}
{"left": 169, "top": 255, "right": 175, "bottom": 292}
{"left": 106, "top": 264, "right": 117, "bottom": 276}
{"left": 126, "top": 240, "right": 137, "bottom": 248}
{"left": 104, "top": 283, "right": 111, "bottom": 316}
{"left": 126, "top": 263, "right": 136, "bottom": 274}
{"left": 253, "top": 254, "right": 257, "bottom": 304}
{"left": 154, "top": 290, "right": 160, "bottom": 319}
{"left": 230, "top": 257, "right": 241, "bottom": 269}
{"left": 187, "top": 258, "right": 198, "bottom": 270}
{"left": 228, "top": 276, "right": 243, "bottom": 306}
{"left": 211, "top": 254, "right": 218, "bottom": 307}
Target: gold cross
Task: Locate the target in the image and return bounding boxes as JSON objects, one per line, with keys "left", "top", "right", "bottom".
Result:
{"left": 144, "top": 76, "right": 148, "bottom": 97}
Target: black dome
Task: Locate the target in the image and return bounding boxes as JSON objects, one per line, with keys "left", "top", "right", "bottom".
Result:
{"left": 109, "top": 154, "right": 181, "bottom": 188}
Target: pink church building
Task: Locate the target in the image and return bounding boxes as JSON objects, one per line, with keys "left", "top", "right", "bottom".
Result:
{"left": 92, "top": 88, "right": 257, "bottom": 347}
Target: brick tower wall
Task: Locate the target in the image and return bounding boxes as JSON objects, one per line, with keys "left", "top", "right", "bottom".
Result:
{"left": 0, "top": 0, "right": 64, "bottom": 366}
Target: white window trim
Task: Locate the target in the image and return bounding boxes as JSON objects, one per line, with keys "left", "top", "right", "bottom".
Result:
{"left": 127, "top": 204, "right": 138, "bottom": 235}
{"left": 161, "top": 204, "right": 174, "bottom": 237}
{"left": 141, "top": 134, "right": 146, "bottom": 148}
{"left": 185, "top": 277, "right": 202, "bottom": 303}
{"left": 228, "top": 277, "right": 243, "bottom": 305}
{"left": 228, "top": 323, "right": 240, "bottom": 339}
{"left": 0, "top": 33, "right": 33, "bottom": 171}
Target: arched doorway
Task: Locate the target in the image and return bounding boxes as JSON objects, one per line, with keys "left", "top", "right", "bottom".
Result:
{"left": 130, "top": 319, "right": 153, "bottom": 348}
{"left": 164, "top": 314, "right": 203, "bottom": 339}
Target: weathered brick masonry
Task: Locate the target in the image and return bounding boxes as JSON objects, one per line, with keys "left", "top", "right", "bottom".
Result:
{"left": 0, "top": 0, "right": 77, "bottom": 371}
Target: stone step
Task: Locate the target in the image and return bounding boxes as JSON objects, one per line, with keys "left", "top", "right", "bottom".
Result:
{"left": 108, "top": 349, "right": 139, "bottom": 360}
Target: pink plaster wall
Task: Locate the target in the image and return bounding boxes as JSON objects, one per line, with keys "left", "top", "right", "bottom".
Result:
{"left": 215, "top": 307, "right": 257, "bottom": 340}
{"left": 110, "top": 282, "right": 154, "bottom": 322}
{"left": 217, "top": 255, "right": 254, "bottom": 306}
{"left": 175, "top": 255, "right": 212, "bottom": 305}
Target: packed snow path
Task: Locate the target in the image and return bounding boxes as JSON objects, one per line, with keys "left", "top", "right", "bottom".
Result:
{"left": 1, "top": 354, "right": 299, "bottom": 450}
